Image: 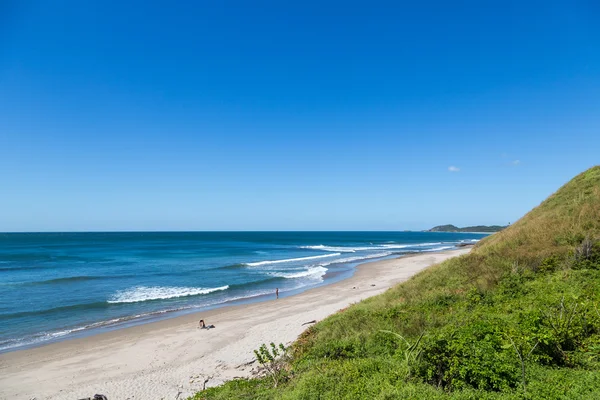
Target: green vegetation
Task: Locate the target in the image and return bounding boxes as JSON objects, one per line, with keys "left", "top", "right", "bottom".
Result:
{"left": 428, "top": 224, "right": 507, "bottom": 233}
{"left": 190, "top": 166, "right": 600, "bottom": 400}
{"left": 254, "top": 343, "right": 290, "bottom": 387}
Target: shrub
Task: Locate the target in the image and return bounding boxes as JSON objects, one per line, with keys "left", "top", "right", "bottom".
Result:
{"left": 538, "top": 255, "right": 560, "bottom": 273}
{"left": 309, "top": 338, "right": 363, "bottom": 360}
{"left": 254, "top": 343, "right": 290, "bottom": 387}
{"left": 537, "top": 297, "right": 599, "bottom": 366}
{"left": 416, "top": 319, "right": 520, "bottom": 391}
{"left": 573, "top": 238, "right": 600, "bottom": 270}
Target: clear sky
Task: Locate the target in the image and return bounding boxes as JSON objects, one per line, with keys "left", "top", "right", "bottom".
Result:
{"left": 1, "top": 1, "right": 599, "bottom": 231}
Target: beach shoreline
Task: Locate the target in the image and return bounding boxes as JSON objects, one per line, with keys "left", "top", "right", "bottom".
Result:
{"left": 0, "top": 248, "right": 470, "bottom": 400}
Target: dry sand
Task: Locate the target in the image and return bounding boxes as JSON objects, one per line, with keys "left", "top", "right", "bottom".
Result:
{"left": 0, "top": 248, "right": 470, "bottom": 400}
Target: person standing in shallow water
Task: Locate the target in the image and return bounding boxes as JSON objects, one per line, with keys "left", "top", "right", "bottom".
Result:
{"left": 276, "top": 288, "right": 279, "bottom": 299}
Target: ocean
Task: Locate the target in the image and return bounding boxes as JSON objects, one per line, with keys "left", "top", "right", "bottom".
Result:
{"left": 0, "top": 231, "right": 487, "bottom": 352}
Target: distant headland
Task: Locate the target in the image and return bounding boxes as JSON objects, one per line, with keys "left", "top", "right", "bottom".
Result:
{"left": 426, "top": 224, "right": 507, "bottom": 233}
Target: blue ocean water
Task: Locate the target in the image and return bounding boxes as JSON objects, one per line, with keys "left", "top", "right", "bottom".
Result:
{"left": 0, "top": 231, "right": 487, "bottom": 352}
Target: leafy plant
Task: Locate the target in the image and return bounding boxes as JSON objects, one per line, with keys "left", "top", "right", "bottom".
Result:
{"left": 538, "top": 296, "right": 596, "bottom": 366}
{"left": 253, "top": 342, "right": 289, "bottom": 387}
{"left": 573, "top": 238, "right": 600, "bottom": 270}
{"left": 379, "top": 330, "right": 423, "bottom": 378}
{"left": 416, "top": 320, "right": 520, "bottom": 391}
{"left": 504, "top": 333, "right": 539, "bottom": 396}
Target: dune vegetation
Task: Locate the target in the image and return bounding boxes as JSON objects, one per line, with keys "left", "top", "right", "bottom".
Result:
{"left": 191, "top": 166, "right": 600, "bottom": 400}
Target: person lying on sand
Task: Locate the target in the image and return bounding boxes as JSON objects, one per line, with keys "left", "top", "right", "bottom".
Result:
{"left": 198, "top": 319, "right": 215, "bottom": 329}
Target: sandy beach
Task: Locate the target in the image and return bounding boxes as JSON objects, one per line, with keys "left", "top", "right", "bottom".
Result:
{"left": 0, "top": 248, "right": 470, "bottom": 400}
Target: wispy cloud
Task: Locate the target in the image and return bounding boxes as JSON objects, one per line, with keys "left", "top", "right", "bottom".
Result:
{"left": 448, "top": 166, "right": 460, "bottom": 172}
{"left": 501, "top": 153, "right": 521, "bottom": 166}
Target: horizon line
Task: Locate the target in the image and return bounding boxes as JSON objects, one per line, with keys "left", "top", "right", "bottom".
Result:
{"left": 0, "top": 229, "right": 491, "bottom": 234}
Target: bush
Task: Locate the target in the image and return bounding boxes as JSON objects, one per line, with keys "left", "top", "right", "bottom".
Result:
{"left": 254, "top": 343, "right": 290, "bottom": 387}
{"left": 309, "top": 337, "right": 364, "bottom": 360}
{"left": 416, "top": 319, "right": 520, "bottom": 391}
{"left": 536, "top": 297, "right": 600, "bottom": 366}
{"left": 538, "top": 255, "right": 560, "bottom": 273}
{"left": 573, "top": 238, "right": 600, "bottom": 270}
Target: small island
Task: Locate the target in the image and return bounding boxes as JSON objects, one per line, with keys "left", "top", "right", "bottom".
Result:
{"left": 427, "top": 224, "right": 507, "bottom": 233}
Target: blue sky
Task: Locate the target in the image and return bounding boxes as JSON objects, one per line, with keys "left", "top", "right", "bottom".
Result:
{"left": 1, "top": 1, "right": 599, "bottom": 231}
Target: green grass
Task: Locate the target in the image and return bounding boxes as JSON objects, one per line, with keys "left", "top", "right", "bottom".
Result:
{"left": 190, "top": 166, "right": 600, "bottom": 400}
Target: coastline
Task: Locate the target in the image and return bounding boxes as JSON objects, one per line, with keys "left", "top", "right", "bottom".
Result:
{"left": 0, "top": 248, "right": 470, "bottom": 400}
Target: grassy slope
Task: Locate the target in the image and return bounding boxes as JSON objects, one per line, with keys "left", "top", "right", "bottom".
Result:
{"left": 193, "top": 166, "right": 600, "bottom": 400}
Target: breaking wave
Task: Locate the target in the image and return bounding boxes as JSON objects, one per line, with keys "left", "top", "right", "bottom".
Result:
{"left": 300, "top": 242, "right": 443, "bottom": 253}
{"left": 269, "top": 266, "right": 328, "bottom": 279}
{"left": 108, "top": 285, "right": 229, "bottom": 304}
{"left": 245, "top": 253, "right": 341, "bottom": 267}
{"left": 423, "top": 246, "right": 455, "bottom": 252}
{"left": 316, "top": 252, "right": 393, "bottom": 267}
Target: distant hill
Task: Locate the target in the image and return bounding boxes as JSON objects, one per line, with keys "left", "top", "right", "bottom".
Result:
{"left": 427, "top": 224, "right": 506, "bottom": 233}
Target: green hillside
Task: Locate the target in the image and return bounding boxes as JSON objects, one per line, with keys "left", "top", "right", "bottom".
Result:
{"left": 192, "top": 166, "right": 600, "bottom": 400}
{"left": 428, "top": 224, "right": 507, "bottom": 233}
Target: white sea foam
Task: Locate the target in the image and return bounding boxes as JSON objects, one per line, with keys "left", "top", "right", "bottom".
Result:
{"left": 302, "top": 244, "right": 404, "bottom": 252}
{"left": 197, "top": 287, "right": 305, "bottom": 307}
{"left": 316, "top": 252, "right": 393, "bottom": 267}
{"left": 0, "top": 308, "right": 201, "bottom": 351}
{"left": 245, "top": 253, "right": 341, "bottom": 267}
{"left": 423, "top": 246, "right": 455, "bottom": 252}
{"left": 107, "top": 285, "right": 229, "bottom": 304}
{"left": 385, "top": 242, "right": 443, "bottom": 249}
{"left": 300, "top": 245, "right": 357, "bottom": 253}
{"left": 301, "top": 242, "right": 443, "bottom": 253}
{"left": 269, "top": 266, "right": 328, "bottom": 279}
